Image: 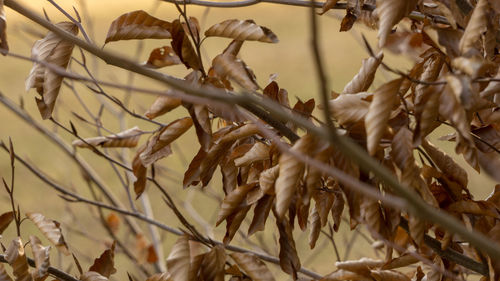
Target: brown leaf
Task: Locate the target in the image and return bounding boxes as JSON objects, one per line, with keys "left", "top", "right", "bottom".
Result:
{"left": 365, "top": 78, "right": 402, "bottom": 155}
{"left": 230, "top": 252, "right": 275, "bottom": 281}
{"left": 144, "top": 94, "right": 182, "bottom": 120}
{"left": 331, "top": 184, "right": 345, "bottom": 231}
{"left": 217, "top": 123, "right": 259, "bottom": 144}
{"left": 205, "top": 19, "right": 278, "bottom": 43}
{"left": 72, "top": 127, "right": 144, "bottom": 148}
{"left": 105, "top": 213, "right": 120, "bottom": 234}
{"left": 477, "top": 150, "right": 500, "bottom": 182}
{"left": 248, "top": 194, "right": 273, "bottom": 236}
{"left": 217, "top": 182, "right": 257, "bottom": 226}
{"left": 145, "top": 273, "right": 171, "bottom": 281}
{"left": 376, "top": 0, "right": 418, "bottom": 47}
{"left": 80, "top": 272, "right": 108, "bottom": 281}
{"left": 29, "top": 236, "right": 50, "bottom": 281}
{"left": 322, "top": 269, "right": 371, "bottom": 281}
{"left": 200, "top": 245, "right": 226, "bottom": 281}
{"left": 277, "top": 218, "right": 300, "bottom": 279}
{"left": 343, "top": 52, "right": 384, "bottom": 94}
{"left": 25, "top": 22, "right": 78, "bottom": 119}
{"left": 89, "top": 241, "right": 116, "bottom": 278}
{"left": 0, "top": 211, "right": 13, "bottom": 234}
{"left": 26, "top": 212, "right": 70, "bottom": 255}
{"left": 259, "top": 165, "right": 279, "bottom": 195}
{"left": 105, "top": 10, "right": 171, "bottom": 43}
{"left": 308, "top": 205, "right": 321, "bottom": 249}
{"left": 0, "top": 263, "right": 13, "bottom": 281}
{"left": 320, "top": 0, "right": 340, "bottom": 15}
{"left": 171, "top": 19, "right": 200, "bottom": 70}
{"left": 336, "top": 258, "right": 384, "bottom": 276}
{"left": 167, "top": 235, "right": 192, "bottom": 281}
{"left": 425, "top": 256, "right": 443, "bottom": 281}
{"left": 370, "top": 269, "right": 410, "bottom": 281}
{"left": 132, "top": 145, "right": 148, "bottom": 198}
{"left": 458, "top": 0, "right": 489, "bottom": 55}
{"left": 382, "top": 254, "right": 419, "bottom": 270}
{"left": 340, "top": 11, "right": 358, "bottom": 32}
{"left": 234, "top": 142, "right": 270, "bottom": 167}
{"left": 0, "top": 0, "right": 8, "bottom": 56}
{"left": 5, "top": 237, "right": 32, "bottom": 281}
{"left": 421, "top": 140, "right": 468, "bottom": 188}
{"left": 145, "top": 46, "right": 181, "bottom": 68}
{"left": 223, "top": 205, "right": 251, "bottom": 244}
{"left": 212, "top": 53, "right": 259, "bottom": 91}
{"left": 328, "top": 92, "right": 371, "bottom": 125}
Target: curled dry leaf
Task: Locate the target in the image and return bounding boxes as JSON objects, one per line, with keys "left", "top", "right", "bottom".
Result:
{"left": 216, "top": 182, "right": 257, "bottom": 226}
{"left": 0, "top": 211, "right": 13, "bottom": 234}
{"left": 275, "top": 134, "right": 316, "bottom": 219}
{"left": 166, "top": 235, "right": 191, "bottom": 281}
{"left": 277, "top": 218, "right": 300, "bottom": 279}
{"left": 171, "top": 19, "right": 200, "bottom": 71}
{"left": 145, "top": 46, "right": 181, "bottom": 68}
{"left": 328, "top": 92, "right": 371, "bottom": 126}
{"left": 259, "top": 165, "right": 279, "bottom": 194}
{"left": 105, "top": 10, "right": 171, "bottom": 43}
{"left": 145, "top": 273, "right": 171, "bottom": 281}
{"left": 25, "top": 22, "right": 78, "bottom": 119}
{"left": 425, "top": 256, "right": 443, "bottom": 281}
{"left": 212, "top": 53, "right": 259, "bottom": 91}
{"left": 30, "top": 236, "right": 50, "bottom": 281}
{"left": 200, "top": 245, "right": 226, "bottom": 281}
{"left": 140, "top": 117, "right": 192, "bottom": 166}
{"left": 88, "top": 241, "right": 117, "bottom": 278}
{"left": 365, "top": 78, "right": 402, "bottom": 155}
{"left": 216, "top": 123, "right": 259, "bottom": 144}
{"left": 421, "top": 140, "right": 468, "bottom": 188}
{"left": 0, "top": 0, "right": 8, "bottom": 55}
{"left": 234, "top": 142, "right": 270, "bottom": 167}
{"left": 26, "top": 212, "right": 70, "bottom": 256}
{"left": 248, "top": 194, "right": 273, "bottom": 236}
{"left": 72, "top": 127, "right": 144, "bottom": 148}
{"left": 458, "top": 0, "right": 489, "bottom": 55}
{"left": 320, "top": 0, "right": 340, "bottom": 15}
{"left": 144, "top": 94, "right": 182, "bottom": 120}
{"left": 370, "top": 269, "right": 410, "bottom": 281}
{"left": 80, "top": 271, "right": 108, "bottom": 281}
{"left": 322, "top": 269, "right": 371, "bottom": 281}
{"left": 308, "top": 205, "right": 321, "bottom": 249}
{"left": 205, "top": 19, "right": 278, "bottom": 43}
{"left": 0, "top": 263, "right": 12, "bottom": 281}
{"left": 336, "top": 258, "right": 384, "bottom": 276}
{"left": 5, "top": 237, "right": 32, "bottom": 281}
{"left": 376, "top": 0, "right": 418, "bottom": 47}
{"left": 343, "top": 52, "right": 384, "bottom": 94}
{"left": 132, "top": 144, "right": 148, "bottom": 198}
{"left": 223, "top": 205, "right": 251, "bottom": 244}
{"left": 230, "top": 252, "right": 275, "bottom": 281}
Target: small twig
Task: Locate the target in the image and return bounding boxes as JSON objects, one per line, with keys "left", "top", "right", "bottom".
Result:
{"left": 0, "top": 254, "right": 80, "bottom": 281}
{"left": 46, "top": 0, "right": 93, "bottom": 44}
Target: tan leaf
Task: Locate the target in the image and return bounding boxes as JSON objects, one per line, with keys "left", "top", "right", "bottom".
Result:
{"left": 0, "top": 0, "right": 8, "bottom": 56}
{"left": 342, "top": 52, "right": 384, "bottom": 94}
{"left": 166, "top": 235, "right": 191, "bottom": 281}
{"left": 145, "top": 273, "right": 171, "bottom": 281}
{"left": 171, "top": 19, "right": 200, "bottom": 70}
{"left": 105, "top": 10, "right": 171, "bottom": 43}
{"left": 145, "top": 46, "right": 181, "bottom": 68}
{"left": 421, "top": 140, "right": 468, "bottom": 188}
{"left": 217, "top": 182, "right": 257, "bottom": 226}
{"left": 80, "top": 272, "right": 108, "bottom": 281}
{"left": 105, "top": 213, "right": 120, "bottom": 234}
{"left": 425, "top": 256, "right": 443, "bottom": 281}
{"left": 275, "top": 134, "right": 316, "bottom": 219}
{"left": 331, "top": 184, "right": 345, "bottom": 231}
{"left": 234, "top": 142, "right": 269, "bottom": 167}
{"left": 304, "top": 147, "right": 331, "bottom": 206}
{"left": 480, "top": 71, "right": 500, "bottom": 100}
{"left": 25, "top": 22, "right": 78, "bottom": 119}
{"left": 140, "top": 117, "right": 192, "bottom": 166}
{"left": 376, "top": 0, "right": 418, "bottom": 47}
{"left": 361, "top": 196, "right": 383, "bottom": 239}
{"left": 5, "top": 238, "right": 32, "bottom": 281}
{"left": 72, "top": 127, "right": 143, "bottom": 148}
{"left": 277, "top": 218, "right": 300, "bottom": 279}
{"left": 205, "top": 19, "right": 278, "bottom": 43}
{"left": 336, "top": 258, "right": 384, "bottom": 276}
{"left": 259, "top": 165, "right": 279, "bottom": 195}
{"left": 223, "top": 205, "right": 251, "bottom": 244}
{"left": 328, "top": 92, "right": 371, "bottom": 126}
{"left": 321, "top": 269, "right": 371, "bottom": 281}
{"left": 0, "top": 263, "right": 13, "bottom": 281}
{"left": 382, "top": 254, "right": 419, "bottom": 270}
{"left": 409, "top": 215, "right": 425, "bottom": 246}
{"left": 29, "top": 236, "right": 50, "bottom": 281}
{"left": 200, "top": 245, "right": 226, "bottom": 281}
{"left": 458, "top": 0, "right": 489, "bottom": 55}
{"left": 217, "top": 124, "right": 259, "bottom": 144}
{"left": 26, "top": 212, "right": 70, "bottom": 255}
{"left": 230, "top": 252, "right": 275, "bottom": 281}
{"left": 212, "top": 53, "right": 259, "bottom": 91}
{"left": 144, "top": 94, "right": 182, "bottom": 120}
{"left": 132, "top": 145, "right": 148, "bottom": 198}
{"left": 477, "top": 150, "right": 500, "bottom": 182}
{"left": 88, "top": 241, "right": 116, "bottom": 278}
{"left": 370, "top": 269, "right": 410, "bottom": 281}
{"left": 0, "top": 211, "right": 13, "bottom": 234}
{"left": 248, "top": 194, "right": 273, "bottom": 236}
{"left": 365, "top": 78, "right": 402, "bottom": 155}
{"left": 308, "top": 205, "right": 321, "bottom": 249}
{"left": 320, "top": 0, "right": 340, "bottom": 15}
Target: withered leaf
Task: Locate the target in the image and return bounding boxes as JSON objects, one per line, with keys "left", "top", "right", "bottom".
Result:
{"left": 145, "top": 273, "right": 171, "bottom": 281}
{"left": 320, "top": 0, "right": 340, "bottom": 15}
{"left": 371, "top": 269, "right": 410, "bottom": 281}
{"left": 171, "top": 19, "right": 200, "bottom": 70}
{"left": 88, "top": 241, "right": 117, "bottom": 278}
{"left": 105, "top": 10, "right": 171, "bottom": 43}
{"left": 25, "top": 22, "right": 78, "bottom": 119}
{"left": 26, "top": 212, "right": 70, "bottom": 255}
{"left": 365, "top": 78, "right": 402, "bottom": 155}
{"left": 200, "top": 245, "right": 226, "bottom": 281}
{"left": 343, "top": 52, "right": 384, "bottom": 94}
{"left": 234, "top": 142, "right": 269, "bottom": 167}
{"left": 144, "top": 94, "right": 182, "bottom": 120}
{"left": 421, "top": 140, "right": 468, "bottom": 188}
{"left": 308, "top": 205, "right": 321, "bottom": 249}
{"left": 145, "top": 46, "right": 181, "bottom": 68}
{"left": 5, "top": 237, "right": 32, "bottom": 281}
{"left": 132, "top": 145, "right": 148, "bottom": 198}
{"left": 205, "top": 19, "right": 278, "bottom": 43}
{"left": 0, "top": 263, "right": 12, "bottom": 281}
{"left": 277, "top": 218, "right": 300, "bottom": 280}
{"left": 72, "top": 127, "right": 144, "bottom": 148}
{"left": 166, "top": 235, "right": 191, "bottom": 281}
{"left": 322, "top": 269, "right": 370, "bottom": 281}
{"left": 230, "top": 252, "right": 275, "bottom": 281}
{"left": 217, "top": 182, "right": 257, "bottom": 226}
{"left": 259, "top": 165, "right": 279, "bottom": 195}
{"left": 223, "top": 205, "right": 251, "bottom": 244}
{"left": 336, "top": 258, "right": 384, "bottom": 276}
{"left": 458, "top": 0, "right": 489, "bottom": 55}
{"left": 248, "top": 194, "right": 273, "bottom": 236}
{"left": 29, "top": 236, "right": 50, "bottom": 281}
{"left": 376, "top": 0, "right": 418, "bottom": 47}
{"left": 0, "top": 0, "right": 8, "bottom": 56}
{"left": 80, "top": 271, "right": 108, "bottom": 281}
{"left": 212, "top": 53, "right": 259, "bottom": 91}
{"left": 0, "top": 211, "right": 13, "bottom": 234}
{"left": 328, "top": 92, "right": 371, "bottom": 125}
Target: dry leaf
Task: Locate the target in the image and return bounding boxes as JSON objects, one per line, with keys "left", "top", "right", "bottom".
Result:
{"left": 322, "top": 269, "right": 371, "bottom": 281}
{"left": 370, "top": 269, "right": 410, "bottom": 281}
{"left": 308, "top": 205, "right": 321, "bottom": 249}
{"left": 0, "top": 263, "right": 13, "bottom": 281}
{"left": 343, "top": 52, "right": 384, "bottom": 94}
{"left": 145, "top": 46, "right": 181, "bottom": 68}
{"left": 230, "top": 252, "right": 275, "bottom": 281}
{"left": 144, "top": 94, "right": 182, "bottom": 120}
{"left": 171, "top": 19, "right": 200, "bottom": 70}
{"left": 132, "top": 145, "right": 148, "bottom": 198}
{"left": 376, "top": 0, "right": 418, "bottom": 47}
{"left": 105, "top": 10, "right": 171, "bottom": 43}
{"left": 72, "top": 127, "right": 143, "bottom": 148}
{"left": 223, "top": 205, "right": 251, "bottom": 244}
{"left": 5, "top": 237, "right": 32, "bottom": 281}
{"left": 166, "top": 235, "right": 192, "bottom": 281}
{"left": 234, "top": 142, "right": 270, "bottom": 166}
{"left": 0, "top": 0, "right": 8, "bottom": 56}
{"left": 80, "top": 272, "right": 108, "bottom": 281}
{"left": 26, "top": 212, "right": 70, "bottom": 255}
{"left": 205, "top": 19, "right": 278, "bottom": 43}
{"left": 336, "top": 258, "right": 384, "bottom": 276}
{"left": 458, "top": 0, "right": 489, "bottom": 55}
{"left": 248, "top": 194, "right": 273, "bottom": 235}
{"left": 0, "top": 211, "right": 13, "bottom": 234}
{"left": 328, "top": 92, "right": 371, "bottom": 126}
{"left": 145, "top": 273, "right": 171, "bottom": 281}
{"left": 365, "top": 78, "right": 402, "bottom": 155}
{"left": 105, "top": 213, "right": 120, "bottom": 234}
{"left": 277, "top": 218, "right": 300, "bottom": 279}
{"left": 29, "top": 236, "right": 50, "bottom": 281}
{"left": 217, "top": 182, "right": 257, "bottom": 226}
{"left": 88, "top": 241, "right": 116, "bottom": 278}
{"left": 25, "top": 22, "right": 78, "bottom": 119}
{"left": 320, "top": 0, "right": 340, "bottom": 15}
{"left": 421, "top": 140, "right": 468, "bottom": 188}
{"left": 212, "top": 53, "right": 259, "bottom": 91}
{"left": 200, "top": 245, "right": 226, "bottom": 281}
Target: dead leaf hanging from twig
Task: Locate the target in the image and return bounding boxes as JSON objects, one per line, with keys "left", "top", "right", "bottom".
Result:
{"left": 26, "top": 212, "right": 70, "bottom": 256}
{"left": 205, "top": 19, "right": 278, "bottom": 43}
{"left": 72, "top": 127, "right": 144, "bottom": 148}
{"left": 105, "top": 10, "right": 171, "bottom": 44}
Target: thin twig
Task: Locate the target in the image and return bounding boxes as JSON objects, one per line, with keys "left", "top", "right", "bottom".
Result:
{"left": 0, "top": 254, "right": 80, "bottom": 281}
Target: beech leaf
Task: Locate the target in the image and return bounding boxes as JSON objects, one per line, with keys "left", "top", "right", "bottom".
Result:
{"left": 105, "top": 10, "right": 171, "bottom": 43}
{"left": 230, "top": 252, "right": 275, "bottom": 281}
{"left": 0, "top": 0, "right": 8, "bottom": 56}
{"left": 376, "top": 0, "right": 418, "bottom": 47}
{"left": 72, "top": 127, "right": 144, "bottom": 148}
{"left": 26, "top": 212, "right": 70, "bottom": 255}
{"left": 145, "top": 46, "right": 181, "bottom": 68}
{"left": 205, "top": 19, "right": 278, "bottom": 43}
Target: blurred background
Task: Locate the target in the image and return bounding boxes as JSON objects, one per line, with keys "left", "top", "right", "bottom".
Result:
{"left": 0, "top": 0, "right": 496, "bottom": 279}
